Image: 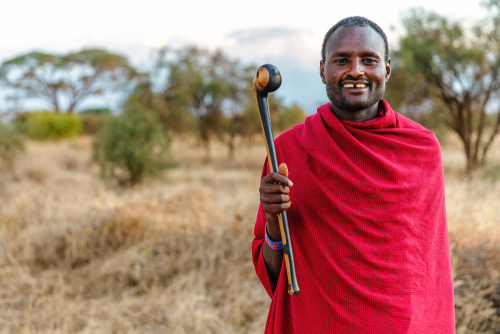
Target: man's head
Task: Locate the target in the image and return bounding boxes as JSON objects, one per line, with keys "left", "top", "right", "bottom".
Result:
{"left": 320, "top": 17, "right": 391, "bottom": 117}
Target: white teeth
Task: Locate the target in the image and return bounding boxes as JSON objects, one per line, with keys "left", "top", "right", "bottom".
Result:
{"left": 343, "top": 83, "right": 366, "bottom": 88}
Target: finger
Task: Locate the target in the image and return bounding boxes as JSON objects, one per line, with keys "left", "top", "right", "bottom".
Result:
{"left": 263, "top": 202, "right": 292, "bottom": 215}
{"left": 259, "top": 183, "right": 290, "bottom": 194}
{"left": 262, "top": 172, "right": 293, "bottom": 187}
{"left": 278, "top": 163, "right": 288, "bottom": 178}
{"left": 260, "top": 193, "right": 291, "bottom": 204}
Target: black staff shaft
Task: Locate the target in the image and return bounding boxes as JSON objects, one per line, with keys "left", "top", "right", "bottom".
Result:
{"left": 254, "top": 65, "right": 299, "bottom": 296}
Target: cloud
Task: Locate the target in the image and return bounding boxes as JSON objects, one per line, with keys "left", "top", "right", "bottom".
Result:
{"left": 220, "top": 28, "right": 327, "bottom": 113}
{"left": 222, "top": 27, "right": 321, "bottom": 71}
{"left": 226, "top": 28, "right": 303, "bottom": 44}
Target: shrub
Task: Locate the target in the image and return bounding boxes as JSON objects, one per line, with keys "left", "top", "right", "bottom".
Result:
{"left": 11, "top": 112, "right": 32, "bottom": 134}
{"left": 78, "top": 108, "right": 112, "bottom": 135}
{"left": 24, "top": 112, "right": 82, "bottom": 140}
{"left": 79, "top": 114, "right": 103, "bottom": 135}
{"left": 79, "top": 108, "right": 112, "bottom": 115}
{"left": 92, "top": 107, "right": 173, "bottom": 186}
{"left": 280, "top": 104, "right": 307, "bottom": 131}
{"left": 0, "top": 123, "right": 24, "bottom": 169}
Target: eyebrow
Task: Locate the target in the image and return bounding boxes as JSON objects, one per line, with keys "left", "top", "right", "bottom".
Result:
{"left": 360, "top": 51, "right": 381, "bottom": 59}
{"left": 331, "top": 51, "right": 381, "bottom": 59}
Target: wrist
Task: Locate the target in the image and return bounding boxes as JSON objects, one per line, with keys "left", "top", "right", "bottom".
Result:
{"left": 265, "top": 222, "right": 283, "bottom": 250}
{"left": 265, "top": 216, "right": 282, "bottom": 242}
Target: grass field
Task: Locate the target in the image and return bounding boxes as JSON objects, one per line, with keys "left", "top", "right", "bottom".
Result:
{"left": 1, "top": 133, "right": 499, "bottom": 333}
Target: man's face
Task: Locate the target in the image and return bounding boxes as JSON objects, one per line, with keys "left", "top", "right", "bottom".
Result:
{"left": 320, "top": 25, "right": 391, "bottom": 113}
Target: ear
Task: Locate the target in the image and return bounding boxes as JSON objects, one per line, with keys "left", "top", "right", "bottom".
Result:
{"left": 385, "top": 58, "right": 391, "bottom": 82}
{"left": 320, "top": 60, "right": 326, "bottom": 84}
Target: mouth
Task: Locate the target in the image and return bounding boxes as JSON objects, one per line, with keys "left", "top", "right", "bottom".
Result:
{"left": 341, "top": 82, "right": 369, "bottom": 89}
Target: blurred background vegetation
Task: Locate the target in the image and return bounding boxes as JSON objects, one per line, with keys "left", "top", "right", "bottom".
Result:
{"left": 1, "top": 2, "right": 500, "bottom": 333}
{"left": 1, "top": 3, "right": 500, "bottom": 175}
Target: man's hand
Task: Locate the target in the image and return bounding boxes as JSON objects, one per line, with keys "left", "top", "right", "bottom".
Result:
{"left": 259, "top": 163, "right": 293, "bottom": 287}
{"left": 259, "top": 163, "right": 293, "bottom": 240}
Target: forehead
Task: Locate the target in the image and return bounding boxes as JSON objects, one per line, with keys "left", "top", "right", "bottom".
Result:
{"left": 326, "top": 25, "right": 385, "bottom": 58}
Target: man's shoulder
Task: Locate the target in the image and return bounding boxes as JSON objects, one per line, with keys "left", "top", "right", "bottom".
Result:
{"left": 393, "top": 111, "right": 442, "bottom": 151}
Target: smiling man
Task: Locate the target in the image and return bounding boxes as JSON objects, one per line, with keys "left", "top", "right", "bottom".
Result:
{"left": 252, "top": 17, "right": 455, "bottom": 333}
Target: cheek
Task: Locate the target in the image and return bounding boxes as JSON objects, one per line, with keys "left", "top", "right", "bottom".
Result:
{"left": 326, "top": 68, "right": 341, "bottom": 84}
{"left": 372, "top": 68, "right": 387, "bottom": 84}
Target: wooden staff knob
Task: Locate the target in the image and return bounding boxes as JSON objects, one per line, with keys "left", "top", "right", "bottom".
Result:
{"left": 254, "top": 64, "right": 282, "bottom": 93}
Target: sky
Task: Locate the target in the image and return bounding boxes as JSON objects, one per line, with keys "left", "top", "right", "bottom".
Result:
{"left": 0, "top": 0, "right": 490, "bottom": 113}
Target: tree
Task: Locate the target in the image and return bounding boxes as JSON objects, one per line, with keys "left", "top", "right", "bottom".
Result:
{"left": 0, "top": 49, "right": 139, "bottom": 113}
{"left": 223, "top": 63, "right": 257, "bottom": 159}
{"left": 221, "top": 70, "right": 306, "bottom": 159}
{"left": 280, "top": 104, "right": 307, "bottom": 131}
{"left": 156, "top": 46, "right": 233, "bottom": 159}
{"left": 125, "top": 78, "right": 195, "bottom": 134}
{"left": 154, "top": 46, "right": 306, "bottom": 160}
{"left": 392, "top": 2, "right": 500, "bottom": 171}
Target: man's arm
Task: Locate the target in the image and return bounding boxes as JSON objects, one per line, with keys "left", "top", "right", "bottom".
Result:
{"left": 259, "top": 163, "right": 293, "bottom": 286}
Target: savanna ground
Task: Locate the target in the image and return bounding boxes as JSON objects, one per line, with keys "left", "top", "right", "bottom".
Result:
{"left": 0, "top": 133, "right": 500, "bottom": 333}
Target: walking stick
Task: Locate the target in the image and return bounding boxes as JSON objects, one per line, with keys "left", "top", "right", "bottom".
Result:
{"left": 254, "top": 64, "right": 299, "bottom": 296}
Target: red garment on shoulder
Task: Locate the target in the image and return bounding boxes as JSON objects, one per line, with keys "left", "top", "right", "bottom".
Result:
{"left": 252, "top": 101, "right": 455, "bottom": 334}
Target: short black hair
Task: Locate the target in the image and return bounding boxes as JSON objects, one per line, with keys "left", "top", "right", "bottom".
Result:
{"left": 321, "top": 16, "right": 389, "bottom": 62}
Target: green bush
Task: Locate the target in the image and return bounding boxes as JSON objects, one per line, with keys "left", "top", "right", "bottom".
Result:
{"left": 77, "top": 109, "right": 112, "bottom": 135}
{"left": 24, "top": 112, "right": 82, "bottom": 140}
{"left": 0, "top": 123, "right": 24, "bottom": 169}
{"left": 280, "top": 104, "right": 307, "bottom": 131}
{"left": 11, "top": 112, "right": 31, "bottom": 135}
{"left": 79, "top": 114, "right": 104, "bottom": 135}
{"left": 79, "top": 108, "right": 112, "bottom": 116}
{"left": 92, "top": 107, "right": 173, "bottom": 186}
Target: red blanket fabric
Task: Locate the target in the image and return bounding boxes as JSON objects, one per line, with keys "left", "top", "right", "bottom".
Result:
{"left": 252, "top": 100, "right": 455, "bottom": 333}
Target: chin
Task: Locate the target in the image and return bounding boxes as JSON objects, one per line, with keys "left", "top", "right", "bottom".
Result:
{"left": 338, "top": 99, "right": 373, "bottom": 113}
{"left": 326, "top": 84, "right": 384, "bottom": 113}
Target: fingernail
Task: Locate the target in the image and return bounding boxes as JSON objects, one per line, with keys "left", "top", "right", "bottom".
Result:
{"left": 289, "top": 181, "right": 293, "bottom": 186}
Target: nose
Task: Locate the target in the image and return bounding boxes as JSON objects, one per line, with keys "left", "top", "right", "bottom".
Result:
{"left": 347, "top": 58, "right": 364, "bottom": 78}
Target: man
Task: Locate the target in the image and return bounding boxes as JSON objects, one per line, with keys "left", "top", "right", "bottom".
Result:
{"left": 252, "top": 16, "right": 455, "bottom": 333}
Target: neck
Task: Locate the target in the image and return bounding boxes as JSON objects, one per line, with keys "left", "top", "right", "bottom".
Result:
{"left": 329, "top": 102, "right": 380, "bottom": 123}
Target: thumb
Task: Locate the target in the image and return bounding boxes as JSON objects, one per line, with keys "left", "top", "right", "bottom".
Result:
{"left": 278, "top": 163, "right": 289, "bottom": 178}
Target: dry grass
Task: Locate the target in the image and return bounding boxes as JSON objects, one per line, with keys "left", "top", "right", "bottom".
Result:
{"left": 441, "top": 132, "right": 500, "bottom": 333}
{"left": 0, "top": 133, "right": 499, "bottom": 333}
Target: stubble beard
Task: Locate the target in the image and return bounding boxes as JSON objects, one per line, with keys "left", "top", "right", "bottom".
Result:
{"left": 326, "top": 81, "right": 385, "bottom": 113}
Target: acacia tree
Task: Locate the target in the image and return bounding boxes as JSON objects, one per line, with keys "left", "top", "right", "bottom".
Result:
{"left": 0, "top": 49, "right": 139, "bottom": 113}
{"left": 156, "top": 46, "right": 233, "bottom": 159}
{"left": 392, "top": 2, "right": 500, "bottom": 171}
{"left": 219, "top": 63, "right": 305, "bottom": 159}
{"left": 155, "top": 46, "right": 306, "bottom": 159}
{"left": 224, "top": 63, "right": 257, "bottom": 159}
{"left": 124, "top": 78, "right": 195, "bottom": 134}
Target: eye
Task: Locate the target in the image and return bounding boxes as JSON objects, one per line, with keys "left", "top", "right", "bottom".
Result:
{"left": 363, "top": 59, "right": 378, "bottom": 64}
{"left": 333, "top": 58, "right": 348, "bottom": 64}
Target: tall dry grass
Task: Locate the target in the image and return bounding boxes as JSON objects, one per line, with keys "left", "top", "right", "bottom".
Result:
{"left": 441, "top": 134, "right": 500, "bottom": 333}
{"left": 0, "top": 133, "right": 499, "bottom": 333}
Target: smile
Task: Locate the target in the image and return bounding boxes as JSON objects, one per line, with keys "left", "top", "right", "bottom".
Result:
{"left": 342, "top": 83, "right": 367, "bottom": 88}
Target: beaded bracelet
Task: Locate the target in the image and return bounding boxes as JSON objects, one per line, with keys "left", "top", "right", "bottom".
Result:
{"left": 265, "top": 223, "right": 283, "bottom": 250}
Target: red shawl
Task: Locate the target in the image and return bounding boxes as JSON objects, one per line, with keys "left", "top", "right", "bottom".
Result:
{"left": 252, "top": 100, "right": 455, "bottom": 333}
